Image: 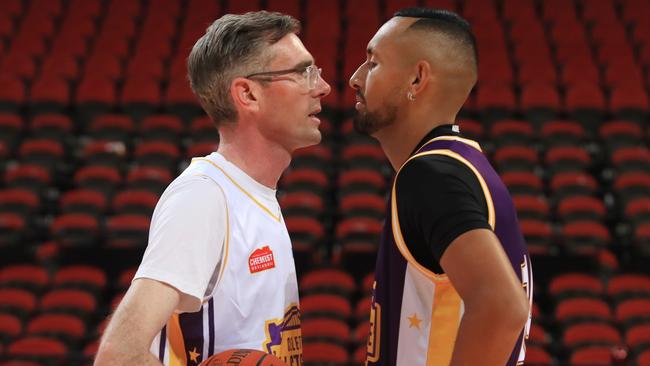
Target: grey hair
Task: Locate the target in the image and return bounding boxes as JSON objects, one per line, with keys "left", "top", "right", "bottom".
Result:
{"left": 187, "top": 11, "right": 301, "bottom": 127}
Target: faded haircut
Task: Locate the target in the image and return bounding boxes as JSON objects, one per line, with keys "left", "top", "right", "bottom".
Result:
{"left": 394, "top": 7, "right": 478, "bottom": 68}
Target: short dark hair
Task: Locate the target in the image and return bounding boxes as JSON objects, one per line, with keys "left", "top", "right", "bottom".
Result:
{"left": 394, "top": 7, "right": 478, "bottom": 66}
{"left": 187, "top": 11, "right": 301, "bottom": 126}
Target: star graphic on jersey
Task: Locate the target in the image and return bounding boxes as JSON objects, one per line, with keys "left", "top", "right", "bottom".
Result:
{"left": 189, "top": 347, "right": 200, "bottom": 363}
{"left": 408, "top": 313, "right": 422, "bottom": 329}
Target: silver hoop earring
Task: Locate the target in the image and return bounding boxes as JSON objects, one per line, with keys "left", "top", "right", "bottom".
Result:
{"left": 407, "top": 91, "right": 415, "bottom": 101}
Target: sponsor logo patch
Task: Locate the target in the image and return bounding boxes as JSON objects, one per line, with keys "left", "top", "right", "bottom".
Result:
{"left": 249, "top": 246, "right": 275, "bottom": 274}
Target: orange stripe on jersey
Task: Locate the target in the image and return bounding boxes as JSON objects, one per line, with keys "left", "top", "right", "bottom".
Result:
{"left": 167, "top": 314, "right": 187, "bottom": 366}
{"left": 426, "top": 136, "right": 483, "bottom": 152}
{"left": 425, "top": 282, "right": 462, "bottom": 365}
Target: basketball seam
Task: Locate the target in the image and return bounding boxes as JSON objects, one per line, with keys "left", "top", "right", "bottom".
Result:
{"left": 255, "top": 353, "right": 269, "bottom": 366}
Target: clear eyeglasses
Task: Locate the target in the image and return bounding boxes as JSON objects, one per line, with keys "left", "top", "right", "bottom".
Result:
{"left": 245, "top": 64, "right": 322, "bottom": 90}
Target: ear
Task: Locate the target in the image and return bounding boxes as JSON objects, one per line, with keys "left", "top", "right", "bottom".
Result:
{"left": 231, "top": 77, "right": 260, "bottom": 112}
{"left": 411, "top": 60, "right": 430, "bottom": 96}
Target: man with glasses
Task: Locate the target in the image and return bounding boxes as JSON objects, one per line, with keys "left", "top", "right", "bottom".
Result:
{"left": 96, "top": 11, "right": 330, "bottom": 366}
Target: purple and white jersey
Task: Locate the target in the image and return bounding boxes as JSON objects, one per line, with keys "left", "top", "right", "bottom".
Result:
{"left": 141, "top": 153, "right": 303, "bottom": 366}
{"left": 366, "top": 136, "right": 533, "bottom": 366}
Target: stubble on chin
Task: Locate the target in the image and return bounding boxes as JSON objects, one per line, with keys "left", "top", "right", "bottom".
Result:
{"left": 352, "top": 105, "right": 398, "bottom": 135}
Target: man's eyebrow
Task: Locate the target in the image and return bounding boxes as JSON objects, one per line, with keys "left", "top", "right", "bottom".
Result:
{"left": 290, "top": 60, "right": 314, "bottom": 70}
{"left": 367, "top": 46, "right": 373, "bottom": 55}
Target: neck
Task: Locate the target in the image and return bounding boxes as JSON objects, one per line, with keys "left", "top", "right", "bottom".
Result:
{"left": 217, "top": 126, "right": 291, "bottom": 189}
{"left": 374, "top": 107, "right": 455, "bottom": 171}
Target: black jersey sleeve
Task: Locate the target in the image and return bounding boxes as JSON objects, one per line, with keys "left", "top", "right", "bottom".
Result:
{"left": 395, "top": 154, "right": 492, "bottom": 272}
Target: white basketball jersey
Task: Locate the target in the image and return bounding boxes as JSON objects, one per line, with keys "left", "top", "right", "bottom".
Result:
{"left": 149, "top": 153, "right": 302, "bottom": 366}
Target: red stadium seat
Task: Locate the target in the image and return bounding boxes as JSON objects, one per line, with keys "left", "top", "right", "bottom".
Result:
{"left": 40, "top": 288, "right": 97, "bottom": 315}
{"left": 0, "top": 312, "right": 22, "bottom": 340}
{"left": 563, "top": 323, "right": 622, "bottom": 349}
{"left": 0, "top": 74, "right": 27, "bottom": 111}
{"left": 512, "top": 195, "right": 550, "bottom": 220}
{"left": 561, "top": 221, "right": 611, "bottom": 254}
{"left": 53, "top": 265, "right": 106, "bottom": 291}
{"left": 88, "top": 114, "right": 134, "bottom": 143}
{"left": 4, "top": 164, "right": 51, "bottom": 193}
{"left": 284, "top": 216, "right": 324, "bottom": 252}
{"left": 26, "top": 313, "right": 86, "bottom": 341}
{"left": 525, "top": 345, "right": 552, "bottom": 366}
{"left": 7, "top": 336, "right": 67, "bottom": 360}
{"left": 300, "top": 293, "right": 352, "bottom": 320}
{"left": 0, "top": 264, "right": 49, "bottom": 291}
{"left": 50, "top": 213, "right": 100, "bottom": 247}
{"left": 339, "top": 169, "right": 386, "bottom": 195}
{"left": 280, "top": 191, "right": 324, "bottom": 217}
{"left": 626, "top": 324, "right": 650, "bottom": 353}
{"left": 0, "top": 188, "right": 40, "bottom": 217}
{"left": 490, "top": 119, "right": 534, "bottom": 146}
{"left": 501, "top": 171, "right": 543, "bottom": 195}
{"left": 105, "top": 214, "right": 151, "bottom": 248}
{"left": 112, "top": 190, "right": 159, "bottom": 215}
{"left": 186, "top": 141, "right": 219, "bottom": 159}
{"left": 611, "top": 147, "right": 650, "bottom": 174}
{"left": 282, "top": 168, "right": 329, "bottom": 194}
{"left": 557, "top": 196, "right": 606, "bottom": 222}
{"left": 518, "top": 219, "right": 553, "bottom": 255}
{"left": 555, "top": 297, "right": 612, "bottom": 325}
{"left": 569, "top": 346, "right": 615, "bottom": 366}
{"left": 550, "top": 172, "right": 598, "bottom": 199}
{"left": 140, "top": 114, "right": 184, "bottom": 142}
{"left": 493, "top": 145, "right": 539, "bottom": 172}
{"left": 133, "top": 140, "right": 180, "bottom": 171}
{"left": 30, "top": 113, "right": 72, "bottom": 140}
{"left": 74, "top": 165, "right": 122, "bottom": 195}
{"left": 339, "top": 193, "right": 386, "bottom": 219}
{"left": 540, "top": 120, "right": 586, "bottom": 147}
{"left": 188, "top": 116, "right": 219, "bottom": 143}
{"left": 302, "top": 341, "right": 349, "bottom": 364}
{"left": 126, "top": 166, "right": 173, "bottom": 194}
{"left": 615, "top": 298, "right": 650, "bottom": 327}
{"left": 607, "top": 274, "right": 650, "bottom": 301}
{"left": 549, "top": 273, "right": 605, "bottom": 299}
{"left": 300, "top": 268, "right": 356, "bottom": 296}
{"left": 302, "top": 317, "right": 350, "bottom": 344}
{"left": 0, "top": 288, "right": 37, "bottom": 317}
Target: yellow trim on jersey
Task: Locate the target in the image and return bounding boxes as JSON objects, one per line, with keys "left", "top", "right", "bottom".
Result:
{"left": 167, "top": 314, "right": 187, "bottom": 366}
{"left": 419, "top": 136, "right": 483, "bottom": 153}
{"left": 191, "top": 158, "right": 281, "bottom": 222}
{"left": 391, "top": 191, "right": 449, "bottom": 282}
{"left": 410, "top": 150, "right": 495, "bottom": 229}
{"left": 425, "top": 282, "right": 462, "bottom": 365}
{"left": 390, "top": 148, "right": 496, "bottom": 279}
{"left": 214, "top": 182, "right": 230, "bottom": 292}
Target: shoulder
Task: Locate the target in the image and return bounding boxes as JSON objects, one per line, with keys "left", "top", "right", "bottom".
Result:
{"left": 397, "top": 153, "right": 472, "bottom": 189}
{"left": 155, "top": 174, "right": 227, "bottom": 216}
{"left": 165, "top": 174, "right": 225, "bottom": 200}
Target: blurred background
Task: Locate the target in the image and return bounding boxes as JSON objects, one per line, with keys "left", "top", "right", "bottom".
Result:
{"left": 0, "top": 0, "right": 649, "bottom": 365}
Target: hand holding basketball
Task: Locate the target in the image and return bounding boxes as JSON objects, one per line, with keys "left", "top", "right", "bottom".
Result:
{"left": 199, "top": 349, "right": 287, "bottom": 366}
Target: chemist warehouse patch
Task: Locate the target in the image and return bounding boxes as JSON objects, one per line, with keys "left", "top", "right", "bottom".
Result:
{"left": 249, "top": 246, "right": 276, "bottom": 274}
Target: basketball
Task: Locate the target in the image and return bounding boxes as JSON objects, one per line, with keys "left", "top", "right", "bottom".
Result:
{"left": 199, "top": 349, "right": 287, "bottom": 366}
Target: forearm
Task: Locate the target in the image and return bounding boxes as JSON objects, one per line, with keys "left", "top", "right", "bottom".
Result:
{"left": 95, "top": 279, "right": 182, "bottom": 366}
{"left": 449, "top": 306, "right": 524, "bottom": 366}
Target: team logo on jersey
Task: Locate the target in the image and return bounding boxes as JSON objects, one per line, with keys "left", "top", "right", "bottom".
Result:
{"left": 249, "top": 246, "right": 276, "bottom": 274}
{"left": 263, "top": 304, "right": 303, "bottom": 365}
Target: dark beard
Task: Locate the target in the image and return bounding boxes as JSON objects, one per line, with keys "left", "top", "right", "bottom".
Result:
{"left": 352, "top": 104, "right": 398, "bottom": 135}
